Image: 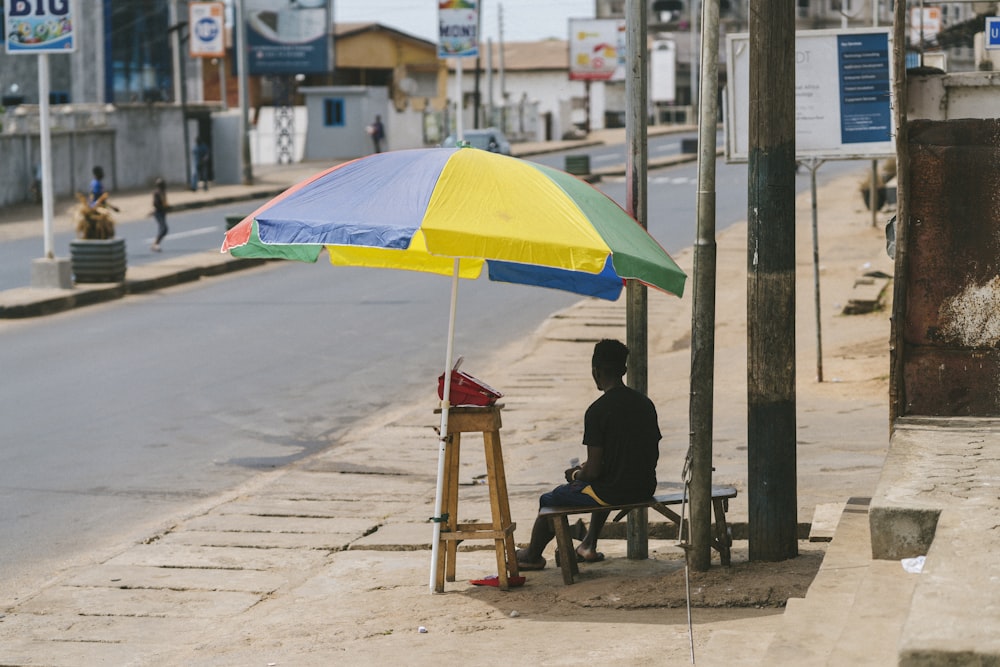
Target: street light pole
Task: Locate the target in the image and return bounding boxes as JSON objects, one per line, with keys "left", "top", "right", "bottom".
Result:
{"left": 235, "top": 0, "right": 253, "bottom": 185}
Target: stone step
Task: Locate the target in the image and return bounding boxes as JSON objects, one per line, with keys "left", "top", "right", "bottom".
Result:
{"left": 757, "top": 498, "right": 916, "bottom": 665}
{"left": 828, "top": 559, "right": 917, "bottom": 666}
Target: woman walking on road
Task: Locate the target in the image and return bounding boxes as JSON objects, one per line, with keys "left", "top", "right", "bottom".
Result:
{"left": 150, "top": 178, "right": 168, "bottom": 252}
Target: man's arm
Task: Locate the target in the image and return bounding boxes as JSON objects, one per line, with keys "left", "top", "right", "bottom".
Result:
{"left": 569, "top": 446, "right": 603, "bottom": 483}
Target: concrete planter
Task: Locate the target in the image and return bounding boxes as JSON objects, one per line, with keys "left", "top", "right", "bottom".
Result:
{"left": 861, "top": 185, "right": 887, "bottom": 212}
{"left": 70, "top": 238, "right": 127, "bottom": 283}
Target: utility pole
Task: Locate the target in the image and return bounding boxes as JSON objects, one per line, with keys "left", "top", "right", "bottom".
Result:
{"left": 688, "top": 0, "right": 720, "bottom": 572}
{"left": 235, "top": 0, "right": 253, "bottom": 185}
{"left": 624, "top": 0, "right": 649, "bottom": 560}
{"left": 498, "top": 3, "right": 507, "bottom": 130}
{"left": 168, "top": 20, "right": 192, "bottom": 191}
{"left": 473, "top": 3, "right": 482, "bottom": 128}
{"left": 747, "top": 0, "right": 798, "bottom": 561}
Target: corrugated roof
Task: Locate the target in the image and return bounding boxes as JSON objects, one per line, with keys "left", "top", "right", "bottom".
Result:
{"left": 334, "top": 21, "right": 436, "bottom": 47}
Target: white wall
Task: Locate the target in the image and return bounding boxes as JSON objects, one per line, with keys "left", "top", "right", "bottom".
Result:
{"left": 457, "top": 69, "right": 599, "bottom": 139}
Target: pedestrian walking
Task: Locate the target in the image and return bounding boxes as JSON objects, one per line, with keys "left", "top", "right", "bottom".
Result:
{"left": 366, "top": 115, "right": 385, "bottom": 153}
{"left": 150, "top": 178, "right": 168, "bottom": 252}
{"left": 191, "top": 136, "right": 210, "bottom": 191}
{"left": 88, "top": 165, "right": 109, "bottom": 208}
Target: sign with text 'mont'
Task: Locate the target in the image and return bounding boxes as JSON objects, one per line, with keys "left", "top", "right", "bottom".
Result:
{"left": 438, "top": 0, "right": 478, "bottom": 58}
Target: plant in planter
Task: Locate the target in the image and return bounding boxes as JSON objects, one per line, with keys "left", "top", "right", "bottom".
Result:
{"left": 859, "top": 158, "right": 897, "bottom": 212}
{"left": 70, "top": 191, "right": 127, "bottom": 284}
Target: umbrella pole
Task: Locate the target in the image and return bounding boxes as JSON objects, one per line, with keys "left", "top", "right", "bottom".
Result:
{"left": 429, "top": 259, "right": 461, "bottom": 593}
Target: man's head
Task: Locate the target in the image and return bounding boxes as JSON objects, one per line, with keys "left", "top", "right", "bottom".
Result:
{"left": 592, "top": 339, "right": 628, "bottom": 390}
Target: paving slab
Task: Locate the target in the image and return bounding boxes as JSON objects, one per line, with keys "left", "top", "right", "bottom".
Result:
{"left": 177, "top": 513, "right": 379, "bottom": 536}
{"left": 0, "top": 639, "right": 172, "bottom": 667}
{"left": 0, "top": 611, "right": 211, "bottom": 642}
{"left": 14, "top": 586, "right": 261, "bottom": 618}
{"left": 215, "top": 497, "right": 411, "bottom": 518}
{"left": 349, "top": 520, "right": 435, "bottom": 550}
{"left": 156, "top": 529, "right": 360, "bottom": 551}
{"left": 808, "top": 501, "right": 845, "bottom": 542}
{"left": 65, "top": 563, "right": 288, "bottom": 593}
{"left": 103, "top": 543, "right": 328, "bottom": 571}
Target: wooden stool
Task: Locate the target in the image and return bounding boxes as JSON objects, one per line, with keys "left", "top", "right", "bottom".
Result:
{"left": 434, "top": 404, "right": 519, "bottom": 591}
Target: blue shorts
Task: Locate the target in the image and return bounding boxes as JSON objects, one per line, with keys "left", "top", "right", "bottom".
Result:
{"left": 539, "top": 480, "right": 603, "bottom": 509}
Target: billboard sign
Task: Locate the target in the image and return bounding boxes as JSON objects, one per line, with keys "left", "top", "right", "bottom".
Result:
{"left": 726, "top": 28, "right": 895, "bottom": 162}
{"left": 5, "top": 0, "right": 76, "bottom": 54}
{"left": 910, "top": 7, "right": 942, "bottom": 46}
{"left": 568, "top": 18, "right": 625, "bottom": 81}
{"left": 651, "top": 39, "right": 676, "bottom": 103}
{"left": 190, "top": 2, "right": 225, "bottom": 59}
{"left": 245, "top": 0, "right": 330, "bottom": 74}
{"left": 438, "top": 0, "right": 478, "bottom": 58}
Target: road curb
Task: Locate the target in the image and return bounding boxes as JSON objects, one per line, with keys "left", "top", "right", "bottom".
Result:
{"left": 0, "top": 256, "right": 268, "bottom": 318}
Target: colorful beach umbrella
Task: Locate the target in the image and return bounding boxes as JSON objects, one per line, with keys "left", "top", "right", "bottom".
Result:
{"left": 222, "top": 147, "right": 686, "bottom": 591}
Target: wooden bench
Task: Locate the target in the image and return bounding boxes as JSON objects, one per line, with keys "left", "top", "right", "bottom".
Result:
{"left": 538, "top": 485, "right": 738, "bottom": 584}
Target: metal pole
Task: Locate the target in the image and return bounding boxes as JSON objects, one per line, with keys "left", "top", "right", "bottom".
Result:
{"left": 498, "top": 3, "right": 507, "bottom": 131}
{"left": 218, "top": 58, "right": 227, "bottom": 109}
{"left": 455, "top": 57, "right": 464, "bottom": 140}
{"left": 473, "top": 4, "right": 482, "bottom": 129}
{"left": 808, "top": 158, "right": 825, "bottom": 383}
{"left": 688, "top": 0, "right": 720, "bottom": 572}
{"left": 177, "top": 25, "right": 191, "bottom": 191}
{"left": 235, "top": 0, "right": 253, "bottom": 185}
{"left": 38, "top": 54, "right": 55, "bottom": 259}
{"left": 871, "top": 0, "right": 879, "bottom": 228}
{"left": 486, "top": 38, "right": 494, "bottom": 123}
{"left": 689, "top": 0, "right": 699, "bottom": 119}
{"left": 624, "top": 0, "right": 649, "bottom": 560}
{"left": 170, "top": 1, "right": 183, "bottom": 103}
{"left": 429, "top": 259, "right": 461, "bottom": 593}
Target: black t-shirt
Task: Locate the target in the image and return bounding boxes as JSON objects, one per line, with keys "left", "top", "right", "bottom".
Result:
{"left": 583, "top": 385, "right": 661, "bottom": 505}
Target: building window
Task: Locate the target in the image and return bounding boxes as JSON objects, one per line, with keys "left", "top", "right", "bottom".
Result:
{"left": 324, "top": 98, "right": 345, "bottom": 126}
{"left": 108, "top": 0, "right": 173, "bottom": 103}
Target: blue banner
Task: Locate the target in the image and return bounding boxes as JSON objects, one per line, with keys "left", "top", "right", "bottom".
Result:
{"left": 245, "top": 2, "right": 329, "bottom": 75}
{"left": 837, "top": 33, "right": 891, "bottom": 144}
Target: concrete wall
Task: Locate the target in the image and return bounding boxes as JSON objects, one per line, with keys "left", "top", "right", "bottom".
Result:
{"left": 893, "top": 72, "right": 1000, "bottom": 417}
{"left": 0, "top": 104, "right": 196, "bottom": 207}
{"left": 457, "top": 69, "right": 594, "bottom": 139}
{"left": 300, "top": 86, "right": 390, "bottom": 160}
{"left": 908, "top": 71, "right": 1000, "bottom": 121}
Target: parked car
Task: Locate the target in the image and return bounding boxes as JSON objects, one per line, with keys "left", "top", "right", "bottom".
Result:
{"left": 441, "top": 128, "right": 512, "bottom": 155}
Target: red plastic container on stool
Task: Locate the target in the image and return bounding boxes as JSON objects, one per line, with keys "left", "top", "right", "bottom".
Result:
{"left": 437, "top": 358, "right": 502, "bottom": 406}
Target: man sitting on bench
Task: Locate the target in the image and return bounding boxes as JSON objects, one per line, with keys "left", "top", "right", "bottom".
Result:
{"left": 516, "top": 339, "right": 662, "bottom": 571}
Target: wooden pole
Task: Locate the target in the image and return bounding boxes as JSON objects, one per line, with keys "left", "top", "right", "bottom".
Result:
{"left": 688, "top": 0, "right": 720, "bottom": 573}
{"left": 888, "top": 0, "right": 909, "bottom": 427}
{"left": 625, "top": 0, "right": 649, "bottom": 560}
{"left": 747, "top": 0, "right": 798, "bottom": 562}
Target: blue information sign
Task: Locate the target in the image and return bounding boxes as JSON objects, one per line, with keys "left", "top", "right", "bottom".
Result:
{"left": 837, "top": 33, "right": 891, "bottom": 145}
{"left": 987, "top": 17, "right": 1000, "bottom": 51}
